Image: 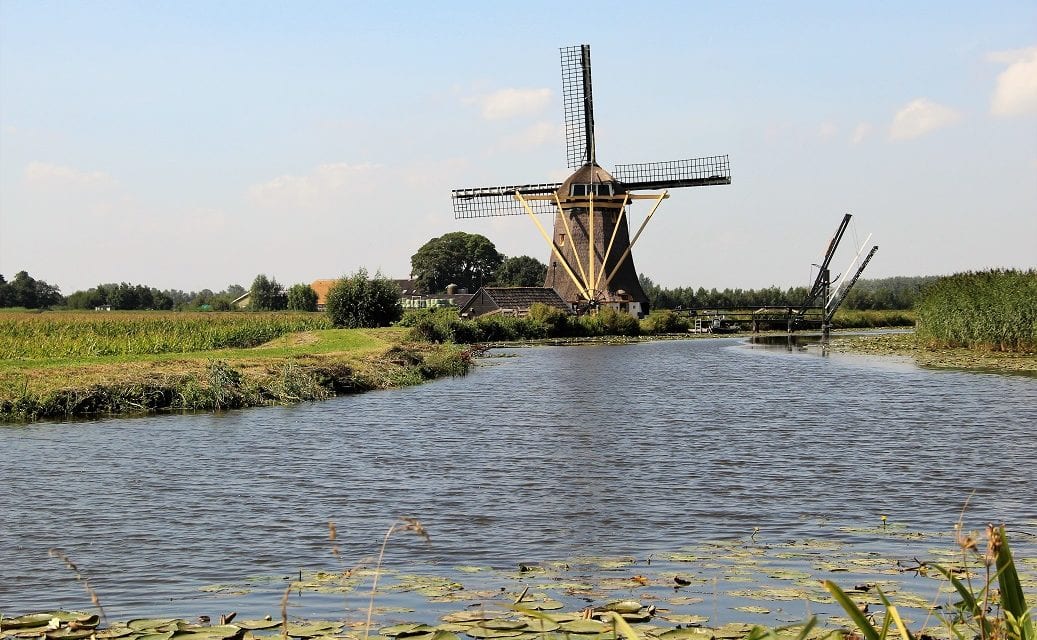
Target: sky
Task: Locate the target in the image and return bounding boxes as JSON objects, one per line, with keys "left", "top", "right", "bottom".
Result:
{"left": 1, "top": 1, "right": 1035, "bottom": 294}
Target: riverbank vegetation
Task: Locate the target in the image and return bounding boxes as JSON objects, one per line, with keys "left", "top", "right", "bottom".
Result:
{"left": 0, "top": 312, "right": 469, "bottom": 422}
{"left": 402, "top": 305, "right": 913, "bottom": 344}
{"left": 916, "top": 269, "right": 1036, "bottom": 352}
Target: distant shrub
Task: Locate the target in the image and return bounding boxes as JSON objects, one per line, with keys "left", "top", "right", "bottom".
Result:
{"left": 325, "top": 269, "right": 403, "bottom": 328}
{"left": 579, "top": 307, "right": 641, "bottom": 336}
{"left": 640, "top": 309, "right": 690, "bottom": 334}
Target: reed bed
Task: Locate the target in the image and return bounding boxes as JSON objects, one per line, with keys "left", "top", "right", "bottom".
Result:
{"left": 0, "top": 311, "right": 332, "bottom": 360}
{"left": 915, "top": 269, "right": 1037, "bottom": 352}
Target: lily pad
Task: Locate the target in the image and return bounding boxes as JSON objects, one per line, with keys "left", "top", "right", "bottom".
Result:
{"left": 127, "top": 620, "right": 179, "bottom": 632}
{"left": 597, "top": 601, "right": 643, "bottom": 614}
{"left": 557, "top": 620, "right": 609, "bottom": 634}
{"left": 657, "top": 628, "right": 714, "bottom": 640}
{"left": 234, "top": 621, "right": 280, "bottom": 631}
{"left": 659, "top": 615, "right": 708, "bottom": 626}
{"left": 732, "top": 606, "right": 771, "bottom": 614}
{"left": 463, "top": 627, "right": 524, "bottom": 639}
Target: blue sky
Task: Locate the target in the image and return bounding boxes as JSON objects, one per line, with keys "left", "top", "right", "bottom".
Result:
{"left": 1, "top": 1, "right": 1035, "bottom": 293}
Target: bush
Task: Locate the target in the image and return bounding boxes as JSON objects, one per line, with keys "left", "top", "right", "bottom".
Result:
{"left": 640, "top": 309, "right": 690, "bottom": 334}
{"left": 287, "top": 283, "right": 318, "bottom": 312}
{"left": 325, "top": 269, "right": 403, "bottom": 328}
{"left": 528, "top": 303, "right": 575, "bottom": 336}
{"left": 579, "top": 307, "right": 641, "bottom": 336}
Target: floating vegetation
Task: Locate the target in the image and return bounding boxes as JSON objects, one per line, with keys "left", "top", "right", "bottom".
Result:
{"left": 6, "top": 525, "right": 1034, "bottom": 640}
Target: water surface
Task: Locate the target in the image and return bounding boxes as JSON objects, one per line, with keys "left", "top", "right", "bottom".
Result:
{"left": 1, "top": 338, "right": 1034, "bottom": 620}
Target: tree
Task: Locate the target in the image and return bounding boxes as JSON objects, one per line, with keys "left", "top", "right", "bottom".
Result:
{"left": 325, "top": 269, "right": 402, "bottom": 328}
{"left": 248, "top": 274, "right": 287, "bottom": 311}
{"left": 410, "top": 232, "right": 503, "bottom": 294}
{"left": 287, "top": 283, "right": 318, "bottom": 311}
{"left": 2, "top": 271, "right": 61, "bottom": 308}
{"left": 494, "top": 255, "right": 547, "bottom": 287}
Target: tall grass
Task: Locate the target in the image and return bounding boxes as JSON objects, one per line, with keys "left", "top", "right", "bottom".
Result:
{"left": 825, "top": 523, "right": 1033, "bottom": 640}
{"left": 915, "top": 269, "right": 1037, "bottom": 352}
{"left": 0, "top": 311, "right": 332, "bottom": 360}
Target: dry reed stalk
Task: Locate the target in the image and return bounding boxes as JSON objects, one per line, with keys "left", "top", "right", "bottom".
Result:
{"left": 48, "top": 548, "right": 107, "bottom": 625}
{"left": 362, "top": 518, "right": 430, "bottom": 640}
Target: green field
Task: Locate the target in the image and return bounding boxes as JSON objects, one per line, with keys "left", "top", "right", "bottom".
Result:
{"left": 0, "top": 311, "right": 467, "bottom": 422}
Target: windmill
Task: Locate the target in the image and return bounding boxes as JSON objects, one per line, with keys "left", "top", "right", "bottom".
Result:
{"left": 451, "top": 44, "right": 731, "bottom": 316}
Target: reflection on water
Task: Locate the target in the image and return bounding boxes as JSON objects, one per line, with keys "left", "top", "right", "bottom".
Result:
{"left": 1, "top": 338, "right": 1035, "bottom": 619}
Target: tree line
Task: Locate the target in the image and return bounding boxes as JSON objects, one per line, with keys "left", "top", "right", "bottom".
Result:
{"left": 1, "top": 233, "right": 935, "bottom": 315}
{"left": 639, "top": 274, "right": 936, "bottom": 311}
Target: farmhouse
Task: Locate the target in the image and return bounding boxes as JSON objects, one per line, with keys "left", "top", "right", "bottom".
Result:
{"left": 459, "top": 287, "right": 569, "bottom": 318}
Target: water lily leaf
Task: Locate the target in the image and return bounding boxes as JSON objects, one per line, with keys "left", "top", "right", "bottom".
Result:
{"left": 657, "top": 628, "right": 713, "bottom": 640}
{"left": 558, "top": 620, "right": 609, "bottom": 634}
{"left": 380, "top": 625, "right": 431, "bottom": 639}
{"left": 519, "top": 618, "right": 559, "bottom": 633}
{"left": 713, "top": 623, "right": 755, "bottom": 638}
{"left": 3, "top": 614, "right": 55, "bottom": 630}
{"left": 284, "top": 622, "right": 341, "bottom": 638}
{"left": 667, "top": 596, "right": 705, "bottom": 606}
{"left": 440, "top": 613, "right": 492, "bottom": 624}
{"left": 660, "top": 615, "right": 708, "bottom": 626}
{"left": 136, "top": 632, "right": 175, "bottom": 640}
{"left": 732, "top": 606, "right": 771, "bottom": 614}
{"left": 95, "top": 627, "right": 136, "bottom": 639}
{"left": 45, "top": 630, "right": 93, "bottom": 640}
{"left": 169, "top": 627, "right": 245, "bottom": 640}
{"left": 598, "top": 601, "right": 643, "bottom": 614}
{"left": 579, "top": 556, "right": 637, "bottom": 570}
{"left": 436, "top": 625, "right": 475, "bottom": 634}
{"left": 428, "top": 633, "right": 461, "bottom": 640}
{"left": 127, "top": 620, "right": 179, "bottom": 632}
{"left": 463, "top": 627, "right": 523, "bottom": 639}
{"left": 235, "top": 621, "right": 279, "bottom": 631}
{"left": 480, "top": 621, "right": 526, "bottom": 632}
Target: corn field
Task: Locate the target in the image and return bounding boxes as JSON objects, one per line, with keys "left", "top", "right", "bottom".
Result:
{"left": 0, "top": 312, "right": 333, "bottom": 360}
{"left": 915, "top": 269, "right": 1037, "bottom": 352}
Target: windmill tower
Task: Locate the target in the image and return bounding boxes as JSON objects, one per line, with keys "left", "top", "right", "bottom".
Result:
{"left": 452, "top": 45, "right": 731, "bottom": 316}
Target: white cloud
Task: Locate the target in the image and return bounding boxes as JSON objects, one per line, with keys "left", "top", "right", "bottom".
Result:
{"left": 851, "top": 122, "right": 873, "bottom": 144}
{"left": 499, "top": 121, "right": 560, "bottom": 151}
{"left": 477, "top": 88, "right": 552, "bottom": 120}
{"left": 24, "top": 161, "right": 117, "bottom": 190}
{"left": 987, "top": 45, "right": 1037, "bottom": 117}
{"left": 248, "top": 162, "right": 383, "bottom": 209}
{"left": 889, "top": 98, "right": 962, "bottom": 140}
{"left": 817, "top": 122, "right": 838, "bottom": 140}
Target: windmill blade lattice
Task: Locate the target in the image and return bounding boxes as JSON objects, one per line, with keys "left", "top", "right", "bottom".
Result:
{"left": 451, "top": 183, "right": 561, "bottom": 219}
{"left": 614, "top": 156, "right": 731, "bottom": 190}
{"left": 561, "top": 45, "right": 594, "bottom": 169}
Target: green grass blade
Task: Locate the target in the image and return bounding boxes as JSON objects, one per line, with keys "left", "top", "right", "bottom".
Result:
{"left": 604, "top": 612, "right": 642, "bottom": 640}
{"left": 823, "top": 580, "right": 881, "bottom": 640}
{"left": 931, "top": 565, "right": 983, "bottom": 617}
{"left": 877, "top": 588, "right": 915, "bottom": 640}
{"left": 995, "top": 526, "right": 1034, "bottom": 640}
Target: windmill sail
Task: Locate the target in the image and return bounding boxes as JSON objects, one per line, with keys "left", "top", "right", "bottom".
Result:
{"left": 451, "top": 183, "right": 561, "bottom": 218}
{"left": 561, "top": 44, "right": 595, "bottom": 168}
{"left": 614, "top": 156, "right": 732, "bottom": 190}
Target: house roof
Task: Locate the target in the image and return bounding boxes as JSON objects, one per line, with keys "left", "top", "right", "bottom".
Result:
{"left": 310, "top": 279, "right": 338, "bottom": 306}
{"left": 460, "top": 287, "right": 569, "bottom": 316}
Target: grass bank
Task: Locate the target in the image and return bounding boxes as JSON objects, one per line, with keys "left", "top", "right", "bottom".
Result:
{"left": 0, "top": 312, "right": 470, "bottom": 422}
